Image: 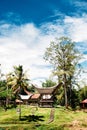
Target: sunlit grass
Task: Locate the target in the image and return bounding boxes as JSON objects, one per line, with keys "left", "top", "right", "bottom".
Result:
{"left": 0, "top": 105, "right": 87, "bottom": 130}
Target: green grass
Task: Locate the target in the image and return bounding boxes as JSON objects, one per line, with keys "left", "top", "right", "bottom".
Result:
{"left": 0, "top": 105, "right": 87, "bottom": 130}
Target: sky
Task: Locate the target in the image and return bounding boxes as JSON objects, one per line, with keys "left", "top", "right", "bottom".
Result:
{"left": 0, "top": 0, "right": 87, "bottom": 86}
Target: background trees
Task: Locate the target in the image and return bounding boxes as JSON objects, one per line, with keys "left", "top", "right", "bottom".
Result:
{"left": 79, "top": 85, "right": 87, "bottom": 101}
{"left": 42, "top": 79, "right": 56, "bottom": 88}
{"left": 0, "top": 37, "right": 85, "bottom": 109}
{"left": 44, "top": 37, "right": 81, "bottom": 108}
{"left": 0, "top": 80, "right": 7, "bottom": 99}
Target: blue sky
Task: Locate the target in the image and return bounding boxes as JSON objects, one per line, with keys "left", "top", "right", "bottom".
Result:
{"left": 0, "top": 0, "right": 73, "bottom": 25}
{"left": 0, "top": 0, "right": 87, "bottom": 86}
{"left": 0, "top": 0, "right": 86, "bottom": 25}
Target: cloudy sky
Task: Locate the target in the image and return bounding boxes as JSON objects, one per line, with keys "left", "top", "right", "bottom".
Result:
{"left": 0, "top": 0, "right": 87, "bottom": 85}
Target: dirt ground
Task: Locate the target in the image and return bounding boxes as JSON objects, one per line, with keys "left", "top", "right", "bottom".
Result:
{"left": 67, "top": 118, "right": 87, "bottom": 130}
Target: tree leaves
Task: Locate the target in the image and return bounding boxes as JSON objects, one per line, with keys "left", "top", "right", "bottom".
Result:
{"left": 6, "top": 65, "right": 30, "bottom": 94}
{"left": 44, "top": 37, "right": 82, "bottom": 108}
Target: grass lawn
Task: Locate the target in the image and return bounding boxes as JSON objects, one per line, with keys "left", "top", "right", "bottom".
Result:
{"left": 0, "top": 105, "right": 87, "bottom": 130}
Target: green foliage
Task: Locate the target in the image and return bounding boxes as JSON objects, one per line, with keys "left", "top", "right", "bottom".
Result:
{"left": 55, "top": 86, "right": 65, "bottom": 106}
{"left": 79, "top": 85, "right": 87, "bottom": 101}
{"left": 67, "top": 88, "right": 80, "bottom": 109}
{"left": 0, "top": 80, "right": 7, "bottom": 99}
{"left": 44, "top": 37, "right": 81, "bottom": 108}
{"left": 42, "top": 79, "right": 56, "bottom": 88}
{"left": 0, "top": 80, "right": 7, "bottom": 89}
{"left": 27, "top": 84, "right": 35, "bottom": 93}
{"left": 54, "top": 86, "right": 80, "bottom": 109}
{"left": 6, "top": 65, "right": 30, "bottom": 95}
{"left": 44, "top": 37, "right": 81, "bottom": 82}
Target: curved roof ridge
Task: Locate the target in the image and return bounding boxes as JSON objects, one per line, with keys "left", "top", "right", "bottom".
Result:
{"left": 33, "top": 84, "right": 58, "bottom": 89}
{"left": 32, "top": 82, "right": 63, "bottom": 94}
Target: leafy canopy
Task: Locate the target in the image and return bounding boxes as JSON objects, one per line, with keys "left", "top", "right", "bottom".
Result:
{"left": 44, "top": 37, "right": 81, "bottom": 82}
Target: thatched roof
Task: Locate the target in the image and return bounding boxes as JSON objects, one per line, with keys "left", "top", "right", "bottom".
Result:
{"left": 30, "top": 94, "right": 40, "bottom": 99}
{"left": 32, "top": 82, "right": 63, "bottom": 94}
{"left": 30, "top": 93, "right": 40, "bottom": 100}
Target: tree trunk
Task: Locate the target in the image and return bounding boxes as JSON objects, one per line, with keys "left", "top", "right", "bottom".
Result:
{"left": 64, "top": 74, "right": 68, "bottom": 108}
{"left": 64, "top": 84, "right": 68, "bottom": 108}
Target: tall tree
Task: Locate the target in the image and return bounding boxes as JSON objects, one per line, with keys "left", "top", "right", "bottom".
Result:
{"left": 44, "top": 37, "right": 81, "bottom": 108}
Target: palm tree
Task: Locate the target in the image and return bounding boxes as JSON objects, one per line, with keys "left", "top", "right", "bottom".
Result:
{"left": 6, "top": 65, "right": 29, "bottom": 96}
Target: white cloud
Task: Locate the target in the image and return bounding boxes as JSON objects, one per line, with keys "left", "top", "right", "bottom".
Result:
{"left": 0, "top": 13, "right": 87, "bottom": 86}
{"left": 74, "top": 1, "right": 87, "bottom": 10}
{"left": 0, "top": 23, "right": 53, "bottom": 85}
{"left": 64, "top": 14, "right": 87, "bottom": 42}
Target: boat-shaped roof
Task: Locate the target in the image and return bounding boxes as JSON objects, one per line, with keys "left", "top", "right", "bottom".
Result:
{"left": 33, "top": 82, "right": 63, "bottom": 94}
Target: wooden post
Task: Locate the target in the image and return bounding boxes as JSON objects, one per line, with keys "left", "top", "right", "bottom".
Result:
{"left": 19, "top": 103, "right": 21, "bottom": 120}
{"left": 17, "top": 103, "right": 21, "bottom": 120}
